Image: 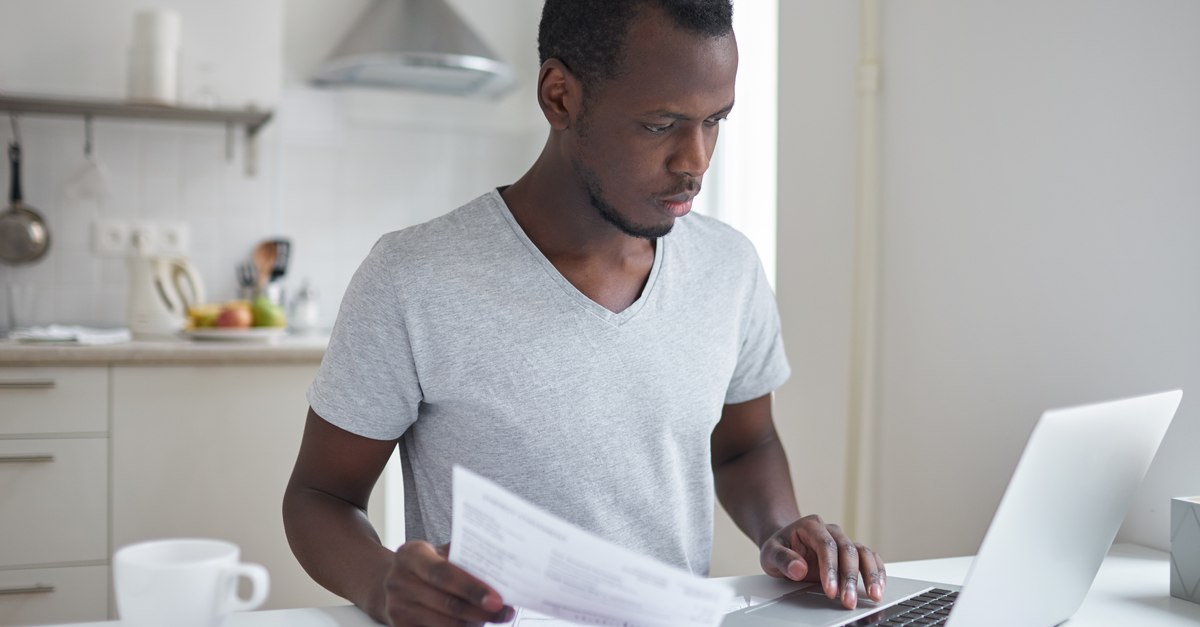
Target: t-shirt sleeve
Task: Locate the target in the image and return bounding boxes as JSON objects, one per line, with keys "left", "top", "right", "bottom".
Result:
{"left": 724, "top": 253, "right": 791, "bottom": 405}
{"left": 307, "top": 239, "right": 421, "bottom": 440}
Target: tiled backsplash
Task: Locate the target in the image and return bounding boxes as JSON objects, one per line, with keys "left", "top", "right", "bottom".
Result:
{"left": 0, "top": 94, "right": 545, "bottom": 331}
{"left": 276, "top": 106, "right": 545, "bottom": 328}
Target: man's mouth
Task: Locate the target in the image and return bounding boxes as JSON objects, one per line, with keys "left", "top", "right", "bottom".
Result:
{"left": 657, "top": 191, "right": 695, "bottom": 218}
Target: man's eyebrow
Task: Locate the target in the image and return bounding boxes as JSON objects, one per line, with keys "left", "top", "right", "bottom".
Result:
{"left": 642, "top": 102, "right": 735, "bottom": 120}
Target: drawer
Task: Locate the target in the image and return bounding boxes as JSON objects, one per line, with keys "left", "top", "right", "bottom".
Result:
{"left": 0, "top": 367, "right": 108, "bottom": 435}
{"left": 0, "top": 565, "right": 108, "bottom": 626}
{"left": 0, "top": 439, "right": 107, "bottom": 568}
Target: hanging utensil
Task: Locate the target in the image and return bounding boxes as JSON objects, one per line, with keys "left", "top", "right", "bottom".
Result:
{"left": 64, "top": 115, "right": 109, "bottom": 201}
{"left": 0, "top": 116, "right": 51, "bottom": 265}
{"left": 237, "top": 262, "right": 257, "bottom": 288}
{"left": 269, "top": 238, "right": 290, "bottom": 282}
{"left": 252, "top": 240, "right": 278, "bottom": 289}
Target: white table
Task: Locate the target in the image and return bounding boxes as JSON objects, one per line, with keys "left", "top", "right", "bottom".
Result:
{"left": 52, "top": 543, "right": 1200, "bottom": 627}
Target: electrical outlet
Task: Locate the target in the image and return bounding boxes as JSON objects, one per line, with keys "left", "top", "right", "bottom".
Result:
{"left": 158, "top": 222, "right": 190, "bottom": 256}
{"left": 129, "top": 223, "right": 159, "bottom": 257}
{"left": 92, "top": 220, "right": 130, "bottom": 257}
{"left": 92, "top": 219, "right": 191, "bottom": 257}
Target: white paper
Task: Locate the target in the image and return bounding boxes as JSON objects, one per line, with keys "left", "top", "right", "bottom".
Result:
{"left": 449, "top": 466, "right": 734, "bottom": 627}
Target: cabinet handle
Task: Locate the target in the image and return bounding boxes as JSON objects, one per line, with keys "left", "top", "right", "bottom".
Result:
{"left": 0, "top": 379, "right": 56, "bottom": 390}
{"left": 0, "top": 454, "right": 54, "bottom": 463}
{"left": 0, "top": 584, "right": 55, "bottom": 595}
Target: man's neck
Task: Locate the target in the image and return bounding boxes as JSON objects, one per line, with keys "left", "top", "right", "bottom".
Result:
{"left": 502, "top": 154, "right": 653, "bottom": 262}
{"left": 500, "top": 149, "right": 657, "bottom": 314}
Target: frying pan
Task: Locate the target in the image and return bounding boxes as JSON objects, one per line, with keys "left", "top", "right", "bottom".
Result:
{"left": 0, "top": 133, "right": 50, "bottom": 265}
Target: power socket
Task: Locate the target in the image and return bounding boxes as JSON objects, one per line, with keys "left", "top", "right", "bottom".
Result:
{"left": 92, "top": 221, "right": 129, "bottom": 256}
{"left": 92, "top": 219, "right": 190, "bottom": 257}
{"left": 158, "top": 222, "right": 190, "bottom": 257}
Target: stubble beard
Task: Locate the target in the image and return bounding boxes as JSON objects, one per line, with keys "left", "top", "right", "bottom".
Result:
{"left": 572, "top": 158, "right": 675, "bottom": 241}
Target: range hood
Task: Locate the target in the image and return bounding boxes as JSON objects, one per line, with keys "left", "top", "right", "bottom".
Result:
{"left": 311, "top": 0, "right": 516, "bottom": 98}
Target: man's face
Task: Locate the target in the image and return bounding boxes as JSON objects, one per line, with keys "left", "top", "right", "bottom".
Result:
{"left": 569, "top": 9, "right": 738, "bottom": 240}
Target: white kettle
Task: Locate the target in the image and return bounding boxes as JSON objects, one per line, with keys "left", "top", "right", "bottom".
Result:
{"left": 127, "top": 257, "right": 205, "bottom": 338}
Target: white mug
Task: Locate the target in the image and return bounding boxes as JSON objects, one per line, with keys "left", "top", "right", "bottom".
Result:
{"left": 114, "top": 538, "right": 270, "bottom": 627}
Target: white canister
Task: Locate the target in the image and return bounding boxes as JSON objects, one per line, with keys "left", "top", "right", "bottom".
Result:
{"left": 128, "top": 10, "right": 181, "bottom": 105}
{"left": 289, "top": 280, "right": 321, "bottom": 333}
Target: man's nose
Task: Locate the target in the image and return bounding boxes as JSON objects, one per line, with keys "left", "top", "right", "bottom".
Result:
{"left": 667, "top": 125, "right": 711, "bottom": 178}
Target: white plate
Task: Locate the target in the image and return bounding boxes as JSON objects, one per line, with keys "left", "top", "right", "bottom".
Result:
{"left": 182, "top": 328, "right": 287, "bottom": 342}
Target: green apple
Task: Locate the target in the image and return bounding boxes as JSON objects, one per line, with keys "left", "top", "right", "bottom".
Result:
{"left": 250, "top": 295, "right": 287, "bottom": 328}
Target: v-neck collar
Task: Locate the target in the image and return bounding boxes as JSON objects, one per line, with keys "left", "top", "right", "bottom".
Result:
{"left": 489, "top": 189, "right": 663, "bottom": 328}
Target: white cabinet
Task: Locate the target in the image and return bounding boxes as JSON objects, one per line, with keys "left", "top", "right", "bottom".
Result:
{"left": 0, "top": 439, "right": 108, "bottom": 568}
{"left": 0, "top": 367, "right": 110, "bottom": 626}
{"left": 0, "top": 566, "right": 109, "bottom": 627}
{"left": 111, "top": 364, "right": 347, "bottom": 612}
{"left": 0, "top": 359, "right": 362, "bottom": 625}
{"left": 0, "top": 368, "right": 107, "bottom": 435}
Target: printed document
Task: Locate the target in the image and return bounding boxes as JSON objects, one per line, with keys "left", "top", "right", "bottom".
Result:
{"left": 448, "top": 466, "right": 734, "bottom": 627}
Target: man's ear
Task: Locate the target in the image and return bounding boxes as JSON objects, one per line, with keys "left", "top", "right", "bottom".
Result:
{"left": 538, "top": 59, "right": 581, "bottom": 131}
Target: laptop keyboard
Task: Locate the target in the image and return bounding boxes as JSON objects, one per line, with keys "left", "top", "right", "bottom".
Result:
{"left": 874, "top": 588, "right": 958, "bottom": 626}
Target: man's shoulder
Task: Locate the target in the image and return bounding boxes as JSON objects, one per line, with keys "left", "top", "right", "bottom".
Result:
{"left": 370, "top": 191, "right": 509, "bottom": 269}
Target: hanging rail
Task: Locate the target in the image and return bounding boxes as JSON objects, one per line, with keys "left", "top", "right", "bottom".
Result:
{"left": 0, "top": 92, "right": 272, "bottom": 176}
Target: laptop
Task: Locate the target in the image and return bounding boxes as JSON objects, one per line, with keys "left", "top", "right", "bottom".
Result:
{"left": 722, "top": 389, "right": 1182, "bottom": 627}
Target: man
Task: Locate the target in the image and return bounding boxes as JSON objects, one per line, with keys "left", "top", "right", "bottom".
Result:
{"left": 283, "top": 1, "right": 886, "bottom": 626}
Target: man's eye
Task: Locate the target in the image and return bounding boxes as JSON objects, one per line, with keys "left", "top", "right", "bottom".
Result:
{"left": 644, "top": 123, "right": 674, "bottom": 134}
{"left": 705, "top": 117, "right": 728, "bottom": 127}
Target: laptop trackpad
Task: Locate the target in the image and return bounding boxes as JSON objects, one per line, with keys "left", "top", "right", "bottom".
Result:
{"left": 745, "top": 586, "right": 875, "bottom": 626}
{"left": 726, "top": 578, "right": 942, "bottom": 627}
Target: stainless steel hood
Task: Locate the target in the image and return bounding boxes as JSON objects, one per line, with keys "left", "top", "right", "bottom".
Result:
{"left": 311, "top": 0, "right": 516, "bottom": 98}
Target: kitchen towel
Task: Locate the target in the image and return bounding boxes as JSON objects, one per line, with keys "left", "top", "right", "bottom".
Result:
{"left": 10, "top": 325, "right": 132, "bottom": 345}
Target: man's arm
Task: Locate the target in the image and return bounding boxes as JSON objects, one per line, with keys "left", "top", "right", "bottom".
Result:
{"left": 711, "top": 394, "right": 886, "bottom": 610}
{"left": 283, "top": 407, "right": 512, "bottom": 626}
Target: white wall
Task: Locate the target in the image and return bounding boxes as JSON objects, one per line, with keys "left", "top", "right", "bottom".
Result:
{"left": 776, "top": 0, "right": 1200, "bottom": 563}
{"left": 0, "top": 0, "right": 282, "bottom": 105}
{"left": 874, "top": 0, "right": 1200, "bottom": 560}
{"left": 0, "top": 0, "right": 284, "bottom": 326}
{"left": 0, "top": 0, "right": 546, "bottom": 331}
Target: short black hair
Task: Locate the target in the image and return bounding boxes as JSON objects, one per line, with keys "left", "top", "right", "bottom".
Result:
{"left": 538, "top": 0, "right": 733, "bottom": 100}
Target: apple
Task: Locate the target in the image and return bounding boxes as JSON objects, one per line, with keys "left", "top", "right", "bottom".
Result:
{"left": 216, "top": 306, "right": 253, "bottom": 328}
{"left": 250, "top": 295, "right": 287, "bottom": 328}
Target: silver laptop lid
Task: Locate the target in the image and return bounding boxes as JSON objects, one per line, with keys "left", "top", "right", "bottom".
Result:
{"left": 947, "top": 389, "right": 1182, "bottom": 627}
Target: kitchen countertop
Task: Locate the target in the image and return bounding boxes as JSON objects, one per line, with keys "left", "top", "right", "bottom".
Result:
{"left": 0, "top": 334, "right": 329, "bottom": 366}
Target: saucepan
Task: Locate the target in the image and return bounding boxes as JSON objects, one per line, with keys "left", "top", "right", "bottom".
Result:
{"left": 0, "top": 117, "right": 51, "bottom": 265}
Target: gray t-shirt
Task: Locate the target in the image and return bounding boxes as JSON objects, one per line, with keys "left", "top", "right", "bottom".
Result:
{"left": 308, "top": 189, "right": 790, "bottom": 576}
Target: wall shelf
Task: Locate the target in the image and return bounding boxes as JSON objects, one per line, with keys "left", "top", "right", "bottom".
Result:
{"left": 0, "top": 93, "right": 273, "bottom": 176}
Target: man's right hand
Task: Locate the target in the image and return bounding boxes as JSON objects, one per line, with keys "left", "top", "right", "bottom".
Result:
{"left": 383, "top": 541, "right": 514, "bottom": 627}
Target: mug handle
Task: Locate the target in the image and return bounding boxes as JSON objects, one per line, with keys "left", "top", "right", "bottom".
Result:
{"left": 224, "top": 562, "right": 270, "bottom": 612}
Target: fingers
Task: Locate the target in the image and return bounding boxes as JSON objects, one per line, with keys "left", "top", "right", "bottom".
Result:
{"left": 388, "top": 541, "right": 512, "bottom": 626}
{"left": 857, "top": 543, "right": 887, "bottom": 602}
{"left": 408, "top": 581, "right": 513, "bottom": 624}
{"left": 413, "top": 543, "right": 504, "bottom": 612}
{"left": 801, "top": 518, "right": 840, "bottom": 601}
{"left": 824, "top": 524, "right": 859, "bottom": 609}
{"left": 763, "top": 540, "right": 809, "bottom": 581}
{"left": 760, "top": 517, "right": 887, "bottom": 612}
{"left": 403, "top": 604, "right": 486, "bottom": 627}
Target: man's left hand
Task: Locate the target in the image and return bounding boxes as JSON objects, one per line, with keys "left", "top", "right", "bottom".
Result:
{"left": 759, "top": 514, "right": 886, "bottom": 610}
